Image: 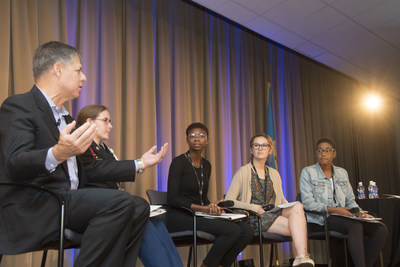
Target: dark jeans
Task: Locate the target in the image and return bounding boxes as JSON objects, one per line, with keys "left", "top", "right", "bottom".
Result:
{"left": 308, "top": 215, "right": 387, "bottom": 267}
{"left": 139, "top": 218, "right": 183, "bottom": 267}
{"left": 167, "top": 210, "right": 254, "bottom": 267}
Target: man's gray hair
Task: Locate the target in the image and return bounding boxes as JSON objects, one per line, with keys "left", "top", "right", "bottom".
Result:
{"left": 33, "top": 41, "right": 82, "bottom": 81}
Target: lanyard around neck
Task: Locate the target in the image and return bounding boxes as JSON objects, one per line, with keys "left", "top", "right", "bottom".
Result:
{"left": 251, "top": 161, "right": 268, "bottom": 179}
{"left": 328, "top": 166, "right": 337, "bottom": 204}
{"left": 251, "top": 161, "right": 270, "bottom": 204}
{"left": 331, "top": 177, "right": 337, "bottom": 204}
{"left": 186, "top": 151, "right": 204, "bottom": 205}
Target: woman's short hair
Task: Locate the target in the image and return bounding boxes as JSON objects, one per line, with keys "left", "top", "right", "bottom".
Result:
{"left": 316, "top": 137, "right": 336, "bottom": 149}
{"left": 77, "top": 105, "right": 108, "bottom": 127}
{"left": 186, "top": 122, "right": 209, "bottom": 137}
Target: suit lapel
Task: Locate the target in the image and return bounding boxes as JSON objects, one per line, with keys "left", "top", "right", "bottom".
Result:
{"left": 30, "top": 86, "right": 60, "bottom": 141}
{"left": 30, "top": 86, "right": 81, "bottom": 182}
{"left": 64, "top": 114, "right": 74, "bottom": 124}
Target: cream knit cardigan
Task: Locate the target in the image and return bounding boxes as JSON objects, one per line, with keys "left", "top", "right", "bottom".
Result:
{"left": 225, "top": 163, "right": 288, "bottom": 212}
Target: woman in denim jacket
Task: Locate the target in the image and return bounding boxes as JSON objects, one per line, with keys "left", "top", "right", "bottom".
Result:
{"left": 300, "top": 137, "right": 387, "bottom": 267}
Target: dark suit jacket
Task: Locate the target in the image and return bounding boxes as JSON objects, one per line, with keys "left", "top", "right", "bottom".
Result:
{"left": 80, "top": 141, "right": 136, "bottom": 189}
{"left": 0, "top": 85, "right": 85, "bottom": 253}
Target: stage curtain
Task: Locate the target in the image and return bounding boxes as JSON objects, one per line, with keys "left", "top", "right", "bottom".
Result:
{"left": 0, "top": 0, "right": 399, "bottom": 266}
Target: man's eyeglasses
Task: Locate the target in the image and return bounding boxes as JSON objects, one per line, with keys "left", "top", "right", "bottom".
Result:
{"left": 188, "top": 133, "right": 207, "bottom": 139}
{"left": 316, "top": 148, "right": 335, "bottom": 154}
{"left": 252, "top": 143, "right": 271, "bottom": 150}
{"left": 95, "top": 118, "right": 112, "bottom": 125}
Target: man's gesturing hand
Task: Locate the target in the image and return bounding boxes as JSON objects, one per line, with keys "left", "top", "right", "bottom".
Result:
{"left": 141, "top": 143, "right": 169, "bottom": 169}
{"left": 53, "top": 121, "right": 97, "bottom": 162}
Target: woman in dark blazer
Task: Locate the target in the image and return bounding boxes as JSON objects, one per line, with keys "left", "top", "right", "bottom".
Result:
{"left": 77, "top": 104, "right": 181, "bottom": 267}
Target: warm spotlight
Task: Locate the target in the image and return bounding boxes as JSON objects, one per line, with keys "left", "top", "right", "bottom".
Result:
{"left": 364, "top": 94, "right": 382, "bottom": 110}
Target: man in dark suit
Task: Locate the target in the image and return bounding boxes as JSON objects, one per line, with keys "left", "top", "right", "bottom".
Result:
{"left": 0, "top": 41, "right": 167, "bottom": 266}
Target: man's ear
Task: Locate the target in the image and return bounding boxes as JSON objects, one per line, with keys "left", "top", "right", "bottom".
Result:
{"left": 53, "top": 62, "right": 63, "bottom": 77}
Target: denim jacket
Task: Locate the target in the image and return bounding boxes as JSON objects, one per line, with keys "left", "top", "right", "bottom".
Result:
{"left": 300, "top": 162, "right": 359, "bottom": 225}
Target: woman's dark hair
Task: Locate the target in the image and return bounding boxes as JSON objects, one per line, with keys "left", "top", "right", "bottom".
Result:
{"left": 316, "top": 137, "right": 336, "bottom": 149}
{"left": 186, "top": 122, "right": 209, "bottom": 137}
{"left": 77, "top": 105, "right": 108, "bottom": 127}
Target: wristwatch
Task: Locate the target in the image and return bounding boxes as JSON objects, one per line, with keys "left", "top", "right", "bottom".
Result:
{"left": 135, "top": 158, "right": 145, "bottom": 174}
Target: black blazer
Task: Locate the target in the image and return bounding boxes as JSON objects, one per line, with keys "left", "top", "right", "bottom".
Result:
{"left": 0, "top": 85, "right": 86, "bottom": 253}
{"left": 80, "top": 141, "right": 137, "bottom": 189}
{"left": 0, "top": 85, "right": 86, "bottom": 188}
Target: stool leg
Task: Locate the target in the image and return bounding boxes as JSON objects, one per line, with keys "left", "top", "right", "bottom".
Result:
{"left": 274, "top": 244, "right": 280, "bottom": 266}
{"left": 187, "top": 247, "right": 192, "bottom": 267}
{"left": 41, "top": 250, "right": 48, "bottom": 267}
{"left": 269, "top": 244, "right": 273, "bottom": 267}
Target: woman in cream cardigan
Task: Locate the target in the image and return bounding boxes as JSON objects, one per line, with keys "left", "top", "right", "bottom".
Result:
{"left": 225, "top": 134, "right": 314, "bottom": 267}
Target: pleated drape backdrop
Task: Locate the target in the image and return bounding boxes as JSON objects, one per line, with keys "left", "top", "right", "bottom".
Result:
{"left": 1, "top": 0, "right": 399, "bottom": 266}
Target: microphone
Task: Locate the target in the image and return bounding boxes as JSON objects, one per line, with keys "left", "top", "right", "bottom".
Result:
{"left": 217, "top": 200, "right": 234, "bottom": 208}
{"left": 56, "top": 118, "right": 61, "bottom": 127}
{"left": 262, "top": 204, "right": 275, "bottom": 211}
{"left": 348, "top": 207, "right": 360, "bottom": 214}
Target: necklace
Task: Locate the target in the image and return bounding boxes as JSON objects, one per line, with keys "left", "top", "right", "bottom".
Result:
{"left": 186, "top": 151, "right": 204, "bottom": 205}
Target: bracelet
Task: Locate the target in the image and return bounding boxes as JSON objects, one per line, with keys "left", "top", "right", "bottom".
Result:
{"left": 136, "top": 158, "right": 145, "bottom": 174}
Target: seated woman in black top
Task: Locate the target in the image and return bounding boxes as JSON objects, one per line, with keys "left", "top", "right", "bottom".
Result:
{"left": 167, "top": 122, "right": 253, "bottom": 267}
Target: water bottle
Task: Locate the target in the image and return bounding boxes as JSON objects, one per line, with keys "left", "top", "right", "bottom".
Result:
{"left": 357, "top": 182, "right": 365, "bottom": 199}
{"left": 373, "top": 181, "right": 379, "bottom": 198}
{"left": 368, "top": 181, "right": 374, "bottom": 199}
